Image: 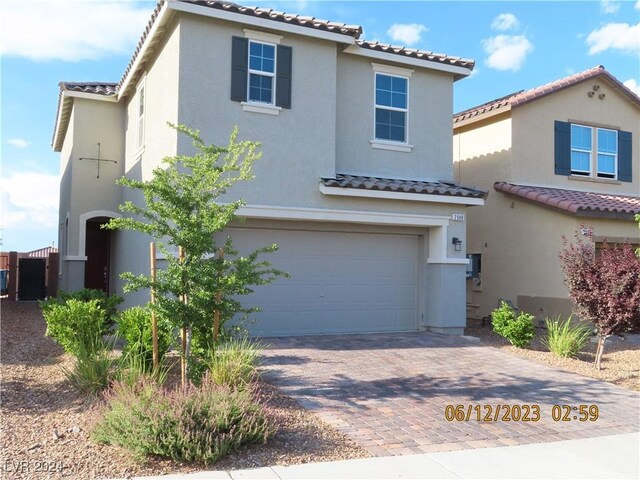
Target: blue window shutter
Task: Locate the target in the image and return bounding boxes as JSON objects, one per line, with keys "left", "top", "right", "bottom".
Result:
{"left": 231, "top": 37, "right": 248, "bottom": 102}
{"left": 618, "top": 130, "right": 632, "bottom": 182}
{"left": 554, "top": 120, "right": 571, "bottom": 176}
{"left": 275, "top": 45, "right": 292, "bottom": 109}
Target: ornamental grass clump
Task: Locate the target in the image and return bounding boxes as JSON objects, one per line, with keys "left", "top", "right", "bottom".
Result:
{"left": 491, "top": 301, "right": 536, "bottom": 348}
{"left": 61, "top": 334, "right": 117, "bottom": 396}
{"left": 93, "top": 373, "right": 272, "bottom": 464}
{"left": 543, "top": 315, "right": 593, "bottom": 358}
{"left": 207, "top": 337, "right": 262, "bottom": 387}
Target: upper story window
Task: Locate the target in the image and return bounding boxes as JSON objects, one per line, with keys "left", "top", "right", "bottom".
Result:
{"left": 555, "top": 120, "right": 632, "bottom": 183}
{"left": 231, "top": 33, "right": 292, "bottom": 113}
{"left": 375, "top": 73, "right": 408, "bottom": 143}
{"left": 136, "top": 81, "right": 145, "bottom": 150}
{"left": 570, "top": 124, "right": 617, "bottom": 179}
{"left": 248, "top": 41, "right": 276, "bottom": 104}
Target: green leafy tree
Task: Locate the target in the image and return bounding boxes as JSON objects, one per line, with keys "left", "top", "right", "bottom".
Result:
{"left": 105, "top": 124, "right": 286, "bottom": 382}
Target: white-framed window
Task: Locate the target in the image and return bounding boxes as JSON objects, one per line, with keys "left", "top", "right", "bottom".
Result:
{"left": 571, "top": 124, "right": 618, "bottom": 179}
{"left": 374, "top": 72, "right": 408, "bottom": 143}
{"left": 248, "top": 40, "right": 276, "bottom": 105}
{"left": 136, "top": 80, "right": 145, "bottom": 150}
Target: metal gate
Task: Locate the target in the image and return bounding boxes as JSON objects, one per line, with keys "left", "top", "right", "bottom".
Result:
{"left": 18, "top": 258, "right": 46, "bottom": 301}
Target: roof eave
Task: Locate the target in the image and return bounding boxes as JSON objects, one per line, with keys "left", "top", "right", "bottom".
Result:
{"left": 320, "top": 184, "right": 485, "bottom": 206}
{"left": 170, "top": 1, "right": 357, "bottom": 43}
{"left": 343, "top": 44, "right": 473, "bottom": 78}
{"left": 577, "top": 210, "right": 639, "bottom": 221}
{"left": 52, "top": 90, "right": 118, "bottom": 152}
{"left": 453, "top": 104, "right": 512, "bottom": 129}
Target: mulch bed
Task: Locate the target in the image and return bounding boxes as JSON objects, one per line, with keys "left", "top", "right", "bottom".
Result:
{"left": 0, "top": 300, "right": 369, "bottom": 480}
{"left": 465, "top": 319, "right": 640, "bottom": 392}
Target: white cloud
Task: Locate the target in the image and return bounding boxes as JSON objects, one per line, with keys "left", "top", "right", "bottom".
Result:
{"left": 586, "top": 22, "right": 640, "bottom": 56}
{"left": 387, "top": 23, "right": 428, "bottom": 46}
{"left": 623, "top": 78, "right": 640, "bottom": 96}
{"left": 0, "top": 0, "right": 151, "bottom": 61}
{"left": 482, "top": 35, "right": 534, "bottom": 71}
{"left": 0, "top": 173, "right": 60, "bottom": 229}
{"left": 636, "top": 0, "right": 640, "bottom": 10}
{"left": 7, "top": 139, "right": 29, "bottom": 148}
{"left": 491, "top": 13, "right": 520, "bottom": 31}
{"left": 600, "top": 0, "right": 620, "bottom": 14}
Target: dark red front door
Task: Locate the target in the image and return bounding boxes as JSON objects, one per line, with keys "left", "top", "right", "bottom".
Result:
{"left": 84, "top": 220, "right": 111, "bottom": 293}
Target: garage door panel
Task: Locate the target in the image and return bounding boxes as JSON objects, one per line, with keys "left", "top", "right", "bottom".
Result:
{"left": 225, "top": 228, "right": 418, "bottom": 336}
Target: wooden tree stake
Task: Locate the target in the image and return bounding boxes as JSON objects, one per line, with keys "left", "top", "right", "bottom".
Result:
{"left": 179, "top": 246, "right": 187, "bottom": 387}
{"left": 213, "top": 248, "right": 224, "bottom": 344}
{"left": 149, "top": 242, "right": 159, "bottom": 370}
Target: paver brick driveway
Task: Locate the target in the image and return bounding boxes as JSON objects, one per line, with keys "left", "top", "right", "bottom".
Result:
{"left": 260, "top": 332, "right": 640, "bottom": 456}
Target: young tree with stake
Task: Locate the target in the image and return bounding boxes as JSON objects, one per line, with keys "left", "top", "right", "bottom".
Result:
{"left": 105, "top": 124, "right": 286, "bottom": 385}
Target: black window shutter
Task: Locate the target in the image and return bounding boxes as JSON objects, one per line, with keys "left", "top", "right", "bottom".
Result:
{"left": 276, "top": 45, "right": 292, "bottom": 109}
{"left": 231, "top": 36, "right": 248, "bottom": 102}
{"left": 554, "top": 120, "right": 571, "bottom": 176}
{"left": 618, "top": 130, "right": 633, "bottom": 182}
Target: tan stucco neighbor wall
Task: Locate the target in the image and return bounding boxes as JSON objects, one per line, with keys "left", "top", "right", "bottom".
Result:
{"left": 454, "top": 79, "right": 640, "bottom": 321}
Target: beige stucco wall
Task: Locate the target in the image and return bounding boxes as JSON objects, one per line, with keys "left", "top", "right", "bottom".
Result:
{"left": 336, "top": 55, "right": 455, "bottom": 181}
{"left": 123, "top": 18, "right": 181, "bottom": 180}
{"left": 511, "top": 80, "right": 640, "bottom": 195}
{"left": 56, "top": 98, "right": 125, "bottom": 291}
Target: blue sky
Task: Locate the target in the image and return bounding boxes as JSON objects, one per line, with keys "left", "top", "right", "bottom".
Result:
{"left": 1, "top": 0, "right": 639, "bottom": 252}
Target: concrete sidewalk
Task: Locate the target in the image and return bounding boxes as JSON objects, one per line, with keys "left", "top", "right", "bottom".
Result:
{"left": 120, "top": 432, "right": 640, "bottom": 479}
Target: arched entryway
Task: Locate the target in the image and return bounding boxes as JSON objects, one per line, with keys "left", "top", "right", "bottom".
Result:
{"left": 79, "top": 210, "right": 120, "bottom": 294}
{"left": 84, "top": 218, "right": 112, "bottom": 292}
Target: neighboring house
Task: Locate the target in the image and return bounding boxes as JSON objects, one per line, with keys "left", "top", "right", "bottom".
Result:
{"left": 52, "top": 0, "right": 485, "bottom": 336}
{"left": 453, "top": 66, "right": 640, "bottom": 322}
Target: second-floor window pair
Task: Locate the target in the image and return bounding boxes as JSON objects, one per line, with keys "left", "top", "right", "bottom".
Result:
{"left": 570, "top": 124, "right": 617, "bottom": 179}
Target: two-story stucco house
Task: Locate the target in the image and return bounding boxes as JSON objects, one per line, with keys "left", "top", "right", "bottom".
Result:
{"left": 52, "top": 0, "right": 486, "bottom": 336}
{"left": 453, "top": 66, "right": 640, "bottom": 322}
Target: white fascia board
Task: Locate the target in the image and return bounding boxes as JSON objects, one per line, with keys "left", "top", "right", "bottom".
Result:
{"left": 169, "top": 1, "right": 356, "bottom": 45}
{"left": 427, "top": 257, "right": 469, "bottom": 265}
{"left": 343, "top": 44, "right": 472, "bottom": 77}
{"left": 65, "top": 91, "right": 118, "bottom": 103}
{"left": 118, "top": 1, "right": 171, "bottom": 100}
{"left": 52, "top": 97, "right": 71, "bottom": 151}
{"left": 319, "top": 185, "right": 485, "bottom": 206}
{"left": 236, "top": 204, "right": 450, "bottom": 227}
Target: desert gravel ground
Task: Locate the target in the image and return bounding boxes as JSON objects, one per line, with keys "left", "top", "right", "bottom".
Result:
{"left": 466, "top": 319, "right": 640, "bottom": 392}
{"left": 0, "top": 300, "right": 369, "bottom": 480}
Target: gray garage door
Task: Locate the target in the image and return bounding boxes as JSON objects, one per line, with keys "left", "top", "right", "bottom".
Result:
{"left": 226, "top": 228, "right": 419, "bottom": 336}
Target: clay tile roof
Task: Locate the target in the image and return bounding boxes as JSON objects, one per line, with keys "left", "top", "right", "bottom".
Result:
{"left": 59, "top": 82, "right": 119, "bottom": 96}
{"left": 494, "top": 182, "right": 640, "bottom": 219}
{"left": 454, "top": 65, "right": 640, "bottom": 124}
{"left": 185, "top": 1, "right": 362, "bottom": 37}
{"left": 356, "top": 40, "right": 475, "bottom": 70}
{"left": 118, "top": 0, "right": 362, "bottom": 93}
{"left": 323, "top": 174, "right": 488, "bottom": 199}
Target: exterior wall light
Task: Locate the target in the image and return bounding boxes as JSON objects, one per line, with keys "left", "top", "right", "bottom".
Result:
{"left": 452, "top": 237, "right": 463, "bottom": 252}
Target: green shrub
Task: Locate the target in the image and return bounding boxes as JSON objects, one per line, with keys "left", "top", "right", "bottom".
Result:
{"left": 93, "top": 374, "right": 272, "bottom": 464}
{"left": 207, "top": 337, "right": 261, "bottom": 387}
{"left": 543, "top": 315, "right": 592, "bottom": 358}
{"left": 43, "top": 299, "right": 109, "bottom": 356}
{"left": 491, "top": 301, "right": 536, "bottom": 348}
{"left": 117, "top": 306, "right": 174, "bottom": 368}
{"left": 40, "top": 289, "right": 123, "bottom": 331}
{"left": 62, "top": 335, "right": 117, "bottom": 395}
